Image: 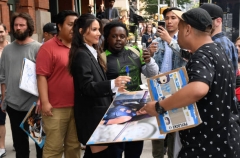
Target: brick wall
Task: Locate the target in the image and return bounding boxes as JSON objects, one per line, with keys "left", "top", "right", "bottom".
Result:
{"left": 59, "top": 0, "right": 74, "bottom": 12}
{"left": 0, "top": 0, "right": 10, "bottom": 32}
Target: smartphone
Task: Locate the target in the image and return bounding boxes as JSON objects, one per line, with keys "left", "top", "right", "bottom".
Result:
{"left": 158, "top": 21, "right": 165, "bottom": 28}
{"left": 142, "top": 43, "right": 147, "bottom": 50}
{"left": 142, "top": 43, "right": 148, "bottom": 60}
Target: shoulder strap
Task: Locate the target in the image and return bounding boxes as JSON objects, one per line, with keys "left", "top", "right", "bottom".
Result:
{"left": 127, "top": 46, "right": 140, "bottom": 57}
{"left": 101, "top": 52, "right": 107, "bottom": 65}
{"left": 101, "top": 47, "right": 140, "bottom": 65}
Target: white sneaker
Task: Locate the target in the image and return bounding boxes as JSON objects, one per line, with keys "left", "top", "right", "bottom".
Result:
{"left": 0, "top": 149, "right": 6, "bottom": 158}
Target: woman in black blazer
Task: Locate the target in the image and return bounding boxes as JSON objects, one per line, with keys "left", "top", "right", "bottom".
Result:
{"left": 68, "top": 14, "right": 131, "bottom": 158}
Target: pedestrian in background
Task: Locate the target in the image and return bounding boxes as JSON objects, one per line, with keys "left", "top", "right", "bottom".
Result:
{"left": 0, "top": 12, "right": 42, "bottom": 158}
{"left": 200, "top": 3, "right": 238, "bottom": 75}
{"left": 104, "top": 0, "right": 119, "bottom": 21}
{"left": 148, "top": 7, "right": 186, "bottom": 158}
{"left": 42, "top": 22, "right": 57, "bottom": 43}
{"left": 0, "top": 22, "right": 9, "bottom": 158}
{"left": 141, "top": 23, "right": 155, "bottom": 47}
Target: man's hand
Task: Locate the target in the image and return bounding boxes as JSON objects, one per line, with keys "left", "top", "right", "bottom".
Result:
{"left": 115, "top": 76, "right": 131, "bottom": 88}
{"left": 35, "top": 99, "right": 41, "bottom": 114}
{"left": 118, "top": 87, "right": 128, "bottom": 93}
{"left": 157, "top": 26, "right": 172, "bottom": 44}
{"left": 41, "top": 102, "right": 53, "bottom": 116}
{"left": 0, "top": 101, "right": 6, "bottom": 113}
{"left": 142, "top": 49, "right": 151, "bottom": 63}
{"left": 148, "top": 42, "right": 158, "bottom": 56}
{"left": 140, "top": 101, "right": 158, "bottom": 116}
{"left": 147, "top": 38, "right": 152, "bottom": 43}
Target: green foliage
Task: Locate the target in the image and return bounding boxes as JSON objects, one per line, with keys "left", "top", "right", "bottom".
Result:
{"left": 191, "top": 2, "right": 199, "bottom": 8}
{"left": 140, "top": 0, "right": 158, "bottom": 15}
{"left": 140, "top": 0, "right": 192, "bottom": 15}
{"left": 165, "top": 0, "right": 192, "bottom": 8}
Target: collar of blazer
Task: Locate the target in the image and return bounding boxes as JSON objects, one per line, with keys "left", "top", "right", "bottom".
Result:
{"left": 83, "top": 45, "right": 106, "bottom": 80}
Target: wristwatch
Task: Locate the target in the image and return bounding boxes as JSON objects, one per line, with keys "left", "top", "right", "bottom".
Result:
{"left": 155, "top": 101, "right": 166, "bottom": 115}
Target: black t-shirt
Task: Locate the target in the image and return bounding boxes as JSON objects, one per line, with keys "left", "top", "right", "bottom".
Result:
{"left": 106, "top": 48, "right": 144, "bottom": 91}
{"left": 178, "top": 43, "right": 240, "bottom": 158}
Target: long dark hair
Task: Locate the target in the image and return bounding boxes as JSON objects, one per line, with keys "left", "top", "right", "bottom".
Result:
{"left": 68, "top": 13, "right": 105, "bottom": 75}
{"left": 144, "top": 24, "right": 153, "bottom": 35}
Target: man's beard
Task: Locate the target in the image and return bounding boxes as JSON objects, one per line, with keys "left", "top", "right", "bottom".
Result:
{"left": 13, "top": 29, "right": 29, "bottom": 41}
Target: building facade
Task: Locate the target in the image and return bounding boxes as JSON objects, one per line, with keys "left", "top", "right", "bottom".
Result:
{"left": 0, "top": 0, "right": 106, "bottom": 42}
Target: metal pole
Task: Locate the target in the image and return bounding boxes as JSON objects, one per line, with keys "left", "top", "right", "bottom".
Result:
{"left": 158, "top": 0, "right": 160, "bottom": 21}
{"left": 170, "top": 0, "right": 177, "bottom": 7}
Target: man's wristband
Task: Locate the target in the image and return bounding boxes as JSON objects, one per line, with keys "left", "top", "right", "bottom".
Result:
{"left": 155, "top": 101, "right": 166, "bottom": 115}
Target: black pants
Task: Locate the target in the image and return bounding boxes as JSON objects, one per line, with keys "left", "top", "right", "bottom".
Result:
{"left": 7, "top": 106, "right": 43, "bottom": 158}
{"left": 84, "top": 146, "right": 109, "bottom": 158}
{"left": 108, "top": 141, "right": 144, "bottom": 158}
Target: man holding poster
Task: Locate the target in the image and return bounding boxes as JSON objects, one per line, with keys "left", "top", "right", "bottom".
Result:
{"left": 143, "top": 8, "right": 240, "bottom": 158}
{"left": 0, "top": 13, "right": 42, "bottom": 158}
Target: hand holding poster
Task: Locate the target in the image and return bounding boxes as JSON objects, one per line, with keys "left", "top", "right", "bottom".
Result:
{"left": 147, "top": 67, "right": 202, "bottom": 134}
{"left": 87, "top": 91, "right": 165, "bottom": 145}
{"left": 20, "top": 102, "right": 45, "bottom": 148}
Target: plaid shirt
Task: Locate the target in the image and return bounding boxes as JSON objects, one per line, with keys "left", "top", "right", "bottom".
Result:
{"left": 212, "top": 32, "right": 238, "bottom": 75}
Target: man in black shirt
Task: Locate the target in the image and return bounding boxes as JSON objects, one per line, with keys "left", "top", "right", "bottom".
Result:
{"left": 143, "top": 8, "right": 240, "bottom": 158}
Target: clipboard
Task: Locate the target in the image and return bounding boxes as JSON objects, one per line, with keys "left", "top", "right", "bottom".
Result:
{"left": 19, "top": 58, "right": 38, "bottom": 96}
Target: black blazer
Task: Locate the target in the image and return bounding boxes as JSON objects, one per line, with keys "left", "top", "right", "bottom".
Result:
{"left": 72, "top": 46, "right": 113, "bottom": 145}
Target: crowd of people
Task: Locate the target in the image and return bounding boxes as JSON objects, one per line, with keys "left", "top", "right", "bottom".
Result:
{"left": 0, "top": 1, "right": 239, "bottom": 158}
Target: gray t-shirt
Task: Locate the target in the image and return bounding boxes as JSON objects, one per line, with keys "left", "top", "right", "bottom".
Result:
{"left": 0, "top": 40, "right": 42, "bottom": 111}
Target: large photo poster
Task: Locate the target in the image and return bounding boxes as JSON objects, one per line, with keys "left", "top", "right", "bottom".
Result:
{"left": 147, "top": 67, "right": 202, "bottom": 134}
{"left": 20, "top": 102, "right": 45, "bottom": 148}
{"left": 87, "top": 91, "right": 165, "bottom": 145}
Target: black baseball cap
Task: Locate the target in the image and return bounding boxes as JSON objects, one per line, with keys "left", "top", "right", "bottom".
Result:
{"left": 200, "top": 3, "right": 223, "bottom": 19}
{"left": 43, "top": 23, "right": 57, "bottom": 34}
{"left": 172, "top": 8, "right": 212, "bottom": 32}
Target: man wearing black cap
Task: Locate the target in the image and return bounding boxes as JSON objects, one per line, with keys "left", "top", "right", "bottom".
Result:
{"left": 143, "top": 8, "right": 240, "bottom": 158}
{"left": 42, "top": 22, "right": 57, "bottom": 43}
{"left": 200, "top": 3, "right": 238, "bottom": 75}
